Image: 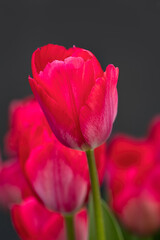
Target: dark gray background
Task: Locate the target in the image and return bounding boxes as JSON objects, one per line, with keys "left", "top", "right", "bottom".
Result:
{"left": 0, "top": 0, "right": 160, "bottom": 238}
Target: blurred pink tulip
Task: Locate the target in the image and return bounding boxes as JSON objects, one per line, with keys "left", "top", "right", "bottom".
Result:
{"left": 0, "top": 158, "right": 32, "bottom": 208}
{"left": 12, "top": 197, "right": 88, "bottom": 240}
{"left": 25, "top": 139, "right": 107, "bottom": 213}
{"left": 106, "top": 131, "right": 160, "bottom": 235}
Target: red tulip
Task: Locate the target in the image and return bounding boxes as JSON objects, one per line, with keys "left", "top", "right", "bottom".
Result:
{"left": 11, "top": 197, "right": 88, "bottom": 240}
{"left": 24, "top": 139, "right": 107, "bottom": 213}
{"left": 0, "top": 158, "right": 32, "bottom": 208}
{"left": 29, "top": 44, "right": 118, "bottom": 150}
{"left": 106, "top": 134, "right": 160, "bottom": 235}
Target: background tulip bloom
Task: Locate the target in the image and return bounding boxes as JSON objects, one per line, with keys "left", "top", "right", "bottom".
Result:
{"left": 106, "top": 131, "right": 160, "bottom": 235}
{"left": 4, "top": 96, "right": 42, "bottom": 156}
{"left": 4, "top": 96, "right": 55, "bottom": 171}
{"left": 25, "top": 140, "right": 107, "bottom": 213}
{"left": 29, "top": 44, "right": 119, "bottom": 150}
{"left": 12, "top": 197, "right": 88, "bottom": 240}
{"left": 4, "top": 96, "right": 52, "bottom": 162}
{"left": 0, "top": 158, "right": 32, "bottom": 208}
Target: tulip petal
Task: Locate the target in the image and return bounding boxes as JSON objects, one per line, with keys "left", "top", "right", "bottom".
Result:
{"left": 80, "top": 65, "right": 118, "bottom": 148}
{"left": 38, "top": 57, "right": 95, "bottom": 112}
{"left": 75, "top": 209, "right": 88, "bottom": 240}
{"left": 94, "top": 143, "right": 107, "bottom": 184}
{"left": 32, "top": 44, "right": 68, "bottom": 78}
{"left": 0, "top": 159, "right": 32, "bottom": 207}
{"left": 71, "top": 48, "right": 103, "bottom": 79}
{"left": 42, "top": 214, "right": 65, "bottom": 240}
{"left": 29, "top": 76, "right": 88, "bottom": 149}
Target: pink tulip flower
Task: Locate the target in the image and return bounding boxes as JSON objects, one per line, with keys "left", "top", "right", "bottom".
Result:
{"left": 29, "top": 44, "right": 119, "bottom": 150}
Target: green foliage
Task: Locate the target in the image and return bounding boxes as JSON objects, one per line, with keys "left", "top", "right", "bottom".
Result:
{"left": 89, "top": 197, "right": 124, "bottom": 240}
{"left": 122, "top": 227, "right": 153, "bottom": 240}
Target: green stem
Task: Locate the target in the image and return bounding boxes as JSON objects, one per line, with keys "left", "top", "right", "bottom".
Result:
{"left": 86, "top": 149, "right": 106, "bottom": 240}
{"left": 64, "top": 214, "right": 76, "bottom": 240}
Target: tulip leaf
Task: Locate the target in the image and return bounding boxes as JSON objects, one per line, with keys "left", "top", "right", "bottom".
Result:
{"left": 124, "top": 235, "right": 153, "bottom": 240}
{"left": 88, "top": 197, "right": 124, "bottom": 240}
{"left": 154, "top": 231, "right": 160, "bottom": 240}
{"left": 125, "top": 236, "right": 152, "bottom": 240}
{"left": 122, "top": 229, "right": 153, "bottom": 240}
{"left": 101, "top": 200, "right": 124, "bottom": 240}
